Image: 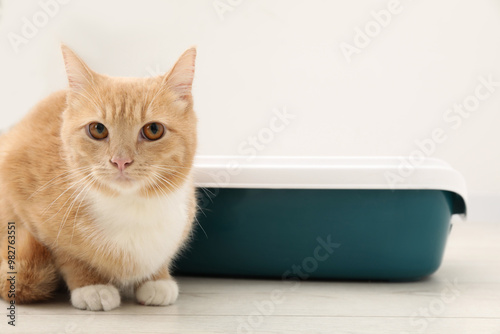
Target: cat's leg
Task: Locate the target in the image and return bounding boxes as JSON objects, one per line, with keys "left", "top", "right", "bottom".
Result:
{"left": 135, "top": 266, "right": 179, "bottom": 306}
{"left": 57, "top": 257, "right": 120, "bottom": 311}
{"left": 0, "top": 227, "right": 59, "bottom": 303}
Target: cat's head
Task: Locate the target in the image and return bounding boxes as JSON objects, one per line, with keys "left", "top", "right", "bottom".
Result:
{"left": 60, "top": 45, "right": 197, "bottom": 197}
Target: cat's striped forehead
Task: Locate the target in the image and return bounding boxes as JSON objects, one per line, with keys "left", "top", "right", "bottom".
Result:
{"left": 96, "top": 78, "right": 163, "bottom": 123}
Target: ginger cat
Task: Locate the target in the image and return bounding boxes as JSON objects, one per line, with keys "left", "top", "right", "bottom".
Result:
{"left": 0, "top": 45, "right": 198, "bottom": 311}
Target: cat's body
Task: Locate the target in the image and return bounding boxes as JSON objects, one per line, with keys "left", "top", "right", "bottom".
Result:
{"left": 0, "top": 46, "right": 197, "bottom": 311}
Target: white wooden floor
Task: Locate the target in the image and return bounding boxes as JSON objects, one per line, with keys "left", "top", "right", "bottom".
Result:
{"left": 1, "top": 219, "right": 499, "bottom": 334}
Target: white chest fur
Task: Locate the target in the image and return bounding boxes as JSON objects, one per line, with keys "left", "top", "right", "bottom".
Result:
{"left": 86, "top": 183, "right": 190, "bottom": 283}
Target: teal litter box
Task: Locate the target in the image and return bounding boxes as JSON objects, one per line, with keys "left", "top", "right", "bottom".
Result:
{"left": 174, "top": 156, "right": 467, "bottom": 281}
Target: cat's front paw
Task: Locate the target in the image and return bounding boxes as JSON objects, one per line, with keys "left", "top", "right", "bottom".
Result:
{"left": 71, "top": 284, "right": 120, "bottom": 311}
{"left": 136, "top": 279, "right": 179, "bottom": 306}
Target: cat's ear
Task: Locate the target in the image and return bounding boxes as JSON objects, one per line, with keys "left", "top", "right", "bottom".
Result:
{"left": 61, "top": 44, "right": 96, "bottom": 91}
{"left": 163, "top": 47, "right": 197, "bottom": 102}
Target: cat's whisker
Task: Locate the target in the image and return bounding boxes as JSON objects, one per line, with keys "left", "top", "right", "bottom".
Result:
{"left": 149, "top": 165, "right": 193, "bottom": 181}
{"left": 147, "top": 167, "right": 191, "bottom": 188}
{"left": 70, "top": 176, "right": 98, "bottom": 245}
{"left": 152, "top": 171, "right": 208, "bottom": 239}
{"left": 150, "top": 167, "right": 215, "bottom": 220}
{"left": 42, "top": 173, "right": 94, "bottom": 222}
{"left": 151, "top": 174, "right": 180, "bottom": 213}
{"left": 154, "top": 169, "right": 191, "bottom": 184}
{"left": 194, "top": 216, "right": 208, "bottom": 239}
{"left": 29, "top": 166, "right": 93, "bottom": 199}
{"left": 149, "top": 171, "right": 174, "bottom": 193}
{"left": 56, "top": 183, "right": 87, "bottom": 242}
{"left": 41, "top": 178, "right": 84, "bottom": 217}
{"left": 198, "top": 187, "right": 216, "bottom": 204}
{"left": 151, "top": 171, "right": 208, "bottom": 238}
{"left": 200, "top": 187, "right": 216, "bottom": 197}
{"left": 151, "top": 172, "right": 178, "bottom": 192}
{"left": 149, "top": 164, "right": 194, "bottom": 169}
{"left": 150, "top": 177, "right": 163, "bottom": 199}
{"left": 150, "top": 165, "right": 216, "bottom": 204}
{"left": 151, "top": 167, "right": 214, "bottom": 199}
{"left": 67, "top": 174, "right": 97, "bottom": 228}
{"left": 54, "top": 175, "right": 95, "bottom": 243}
{"left": 151, "top": 164, "right": 225, "bottom": 179}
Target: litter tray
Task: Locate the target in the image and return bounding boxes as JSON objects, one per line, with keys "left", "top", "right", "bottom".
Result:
{"left": 174, "top": 156, "right": 467, "bottom": 281}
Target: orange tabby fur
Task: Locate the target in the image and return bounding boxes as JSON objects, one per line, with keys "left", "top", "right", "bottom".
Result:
{"left": 0, "top": 45, "right": 198, "bottom": 310}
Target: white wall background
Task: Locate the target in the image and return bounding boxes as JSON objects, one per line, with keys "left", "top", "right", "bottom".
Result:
{"left": 0, "top": 0, "right": 499, "bottom": 221}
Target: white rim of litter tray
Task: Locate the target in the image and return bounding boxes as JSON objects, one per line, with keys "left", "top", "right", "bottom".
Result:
{"left": 193, "top": 156, "right": 467, "bottom": 203}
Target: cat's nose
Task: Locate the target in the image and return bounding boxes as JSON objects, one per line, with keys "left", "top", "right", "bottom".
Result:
{"left": 110, "top": 157, "right": 133, "bottom": 172}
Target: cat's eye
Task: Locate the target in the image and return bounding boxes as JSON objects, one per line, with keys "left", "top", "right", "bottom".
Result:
{"left": 88, "top": 122, "right": 109, "bottom": 140}
{"left": 141, "top": 122, "right": 165, "bottom": 141}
